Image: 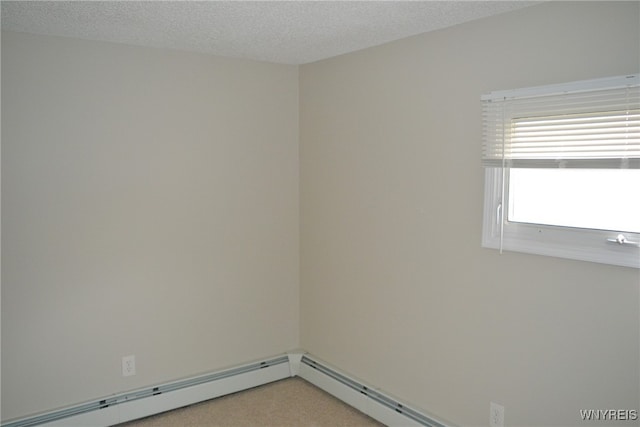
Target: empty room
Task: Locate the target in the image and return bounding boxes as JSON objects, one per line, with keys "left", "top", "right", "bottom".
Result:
{"left": 2, "top": 1, "right": 639, "bottom": 426}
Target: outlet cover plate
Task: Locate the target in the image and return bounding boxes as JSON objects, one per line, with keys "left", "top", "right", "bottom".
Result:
{"left": 490, "top": 402, "right": 505, "bottom": 427}
{"left": 122, "top": 355, "right": 136, "bottom": 377}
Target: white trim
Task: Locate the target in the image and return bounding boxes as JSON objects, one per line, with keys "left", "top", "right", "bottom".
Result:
{"left": 482, "top": 168, "right": 640, "bottom": 268}
{"left": 481, "top": 74, "right": 638, "bottom": 101}
{"left": 286, "top": 351, "right": 304, "bottom": 377}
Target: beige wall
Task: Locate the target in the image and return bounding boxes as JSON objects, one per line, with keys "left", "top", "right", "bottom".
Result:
{"left": 300, "top": 2, "right": 640, "bottom": 427}
{"left": 3, "top": 2, "right": 640, "bottom": 426}
{"left": 1, "top": 32, "right": 299, "bottom": 420}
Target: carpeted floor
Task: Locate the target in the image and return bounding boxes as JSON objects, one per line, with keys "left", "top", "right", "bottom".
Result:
{"left": 117, "top": 377, "right": 385, "bottom": 426}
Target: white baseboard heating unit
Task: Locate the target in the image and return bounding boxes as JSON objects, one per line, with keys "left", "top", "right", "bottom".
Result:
{"left": 2, "top": 355, "right": 292, "bottom": 427}
{"left": 296, "top": 355, "right": 451, "bottom": 427}
{"left": 3, "top": 353, "right": 454, "bottom": 427}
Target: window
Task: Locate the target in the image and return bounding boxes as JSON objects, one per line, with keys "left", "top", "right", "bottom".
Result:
{"left": 481, "top": 75, "right": 640, "bottom": 268}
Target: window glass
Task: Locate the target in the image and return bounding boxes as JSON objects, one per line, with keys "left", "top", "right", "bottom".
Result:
{"left": 508, "top": 168, "right": 640, "bottom": 233}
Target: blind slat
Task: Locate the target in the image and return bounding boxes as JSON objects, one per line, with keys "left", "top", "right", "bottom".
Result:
{"left": 482, "top": 74, "right": 640, "bottom": 169}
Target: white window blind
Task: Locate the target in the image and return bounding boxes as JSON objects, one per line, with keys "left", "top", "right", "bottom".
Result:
{"left": 482, "top": 74, "right": 640, "bottom": 169}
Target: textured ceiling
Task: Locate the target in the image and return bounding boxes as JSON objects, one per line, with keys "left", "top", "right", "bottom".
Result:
{"left": 1, "top": 1, "right": 539, "bottom": 64}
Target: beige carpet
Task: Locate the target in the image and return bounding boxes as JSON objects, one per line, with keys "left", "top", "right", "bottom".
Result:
{"left": 117, "top": 377, "right": 386, "bottom": 427}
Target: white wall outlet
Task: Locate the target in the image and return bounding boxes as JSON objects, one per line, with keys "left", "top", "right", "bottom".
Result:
{"left": 490, "top": 401, "right": 505, "bottom": 427}
{"left": 122, "top": 355, "right": 136, "bottom": 377}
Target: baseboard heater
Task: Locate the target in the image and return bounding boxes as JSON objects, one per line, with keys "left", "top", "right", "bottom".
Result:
{"left": 3, "top": 353, "right": 454, "bottom": 427}
{"left": 2, "top": 355, "right": 291, "bottom": 427}
{"left": 296, "top": 355, "right": 451, "bottom": 427}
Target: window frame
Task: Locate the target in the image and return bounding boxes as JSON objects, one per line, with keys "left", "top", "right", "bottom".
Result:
{"left": 482, "top": 167, "right": 640, "bottom": 268}
{"left": 481, "top": 74, "right": 640, "bottom": 268}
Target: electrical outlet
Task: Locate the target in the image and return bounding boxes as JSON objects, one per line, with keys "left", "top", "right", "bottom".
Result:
{"left": 490, "top": 402, "right": 505, "bottom": 427}
{"left": 122, "top": 355, "right": 136, "bottom": 377}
